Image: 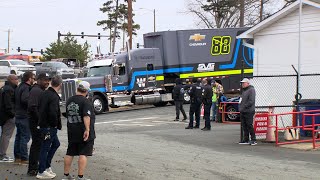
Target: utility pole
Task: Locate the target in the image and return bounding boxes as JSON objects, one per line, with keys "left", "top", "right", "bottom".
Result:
{"left": 128, "top": 0, "right": 133, "bottom": 49}
{"left": 260, "top": 0, "right": 264, "bottom": 22}
{"left": 153, "top": 9, "right": 156, "bottom": 32}
{"left": 240, "top": 0, "right": 245, "bottom": 27}
{"left": 112, "top": 0, "right": 119, "bottom": 53}
{"left": 6, "top": 29, "right": 12, "bottom": 54}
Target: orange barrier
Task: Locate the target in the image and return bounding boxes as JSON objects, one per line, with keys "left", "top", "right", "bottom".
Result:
{"left": 219, "top": 102, "right": 240, "bottom": 123}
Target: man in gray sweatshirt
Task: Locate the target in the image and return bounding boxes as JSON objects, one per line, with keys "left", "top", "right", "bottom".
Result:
{"left": 239, "top": 78, "right": 257, "bottom": 146}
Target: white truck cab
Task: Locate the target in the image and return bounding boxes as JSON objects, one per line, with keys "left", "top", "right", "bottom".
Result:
{"left": 0, "top": 59, "right": 36, "bottom": 77}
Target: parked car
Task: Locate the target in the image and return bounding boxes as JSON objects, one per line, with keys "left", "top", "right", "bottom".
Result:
{"left": 30, "top": 62, "right": 44, "bottom": 71}
{"left": 37, "top": 61, "right": 75, "bottom": 79}
{"left": 0, "top": 59, "right": 36, "bottom": 78}
{"left": 224, "top": 96, "right": 240, "bottom": 121}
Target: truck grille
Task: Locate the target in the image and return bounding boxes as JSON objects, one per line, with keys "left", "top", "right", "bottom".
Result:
{"left": 61, "top": 79, "right": 77, "bottom": 102}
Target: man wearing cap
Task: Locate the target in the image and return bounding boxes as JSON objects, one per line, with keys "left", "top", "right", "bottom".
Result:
{"left": 63, "top": 81, "right": 95, "bottom": 180}
{"left": 27, "top": 73, "right": 50, "bottom": 176}
{"left": 36, "top": 76, "right": 62, "bottom": 179}
{"left": 239, "top": 78, "right": 257, "bottom": 146}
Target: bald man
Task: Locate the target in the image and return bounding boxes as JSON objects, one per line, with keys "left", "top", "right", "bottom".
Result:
{"left": 0, "top": 74, "right": 19, "bottom": 162}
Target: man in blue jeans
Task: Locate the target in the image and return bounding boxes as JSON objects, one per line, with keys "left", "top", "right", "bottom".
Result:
{"left": 36, "top": 76, "right": 62, "bottom": 179}
{"left": 14, "top": 71, "right": 35, "bottom": 165}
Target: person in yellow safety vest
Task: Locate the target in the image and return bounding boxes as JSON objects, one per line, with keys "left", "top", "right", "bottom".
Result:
{"left": 211, "top": 83, "right": 218, "bottom": 122}
{"left": 212, "top": 80, "right": 224, "bottom": 122}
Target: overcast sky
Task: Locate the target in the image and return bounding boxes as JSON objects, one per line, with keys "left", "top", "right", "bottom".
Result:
{"left": 0, "top": 0, "right": 196, "bottom": 55}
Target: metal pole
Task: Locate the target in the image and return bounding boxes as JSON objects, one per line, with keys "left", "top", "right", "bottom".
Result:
{"left": 297, "top": 0, "right": 302, "bottom": 126}
{"left": 240, "top": 60, "right": 245, "bottom": 142}
{"left": 260, "top": 0, "right": 264, "bottom": 22}
{"left": 240, "top": 0, "right": 245, "bottom": 27}
{"left": 128, "top": 0, "right": 133, "bottom": 49}
{"left": 153, "top": 9, "right": 156, "bottom": 32}
{"left": 7, "top": 29, "right": 10, "bottom": 54}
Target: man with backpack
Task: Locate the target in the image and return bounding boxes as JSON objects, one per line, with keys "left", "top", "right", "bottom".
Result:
{"left": 172, "top": 78, "right": 187, "bottom": 121}
{"left": 0, "top": 75, "right": 19, "bottom": 162}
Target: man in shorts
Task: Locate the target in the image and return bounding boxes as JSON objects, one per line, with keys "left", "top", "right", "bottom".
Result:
{"left": 62, "top": 81, "right": 95, "bottom": 180}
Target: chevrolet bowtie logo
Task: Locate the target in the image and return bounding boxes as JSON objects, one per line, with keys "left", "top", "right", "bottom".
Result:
{"left": 189, "top": 34, "right": 206, "bottom": 42}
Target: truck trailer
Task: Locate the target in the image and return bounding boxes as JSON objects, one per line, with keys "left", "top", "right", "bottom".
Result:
{"left": 61, "top": 28, "right": 253, "bottom": 114}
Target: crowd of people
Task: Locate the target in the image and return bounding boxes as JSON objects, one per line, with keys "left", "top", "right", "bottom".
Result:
{"left": 0, "top": 72, "right": 95, "bottom": 180}
{"left": 173, "top": 77, "right": 257, "bottom": 145}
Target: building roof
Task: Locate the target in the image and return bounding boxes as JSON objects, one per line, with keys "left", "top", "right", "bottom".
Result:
{"left": 237, "top": 0, "right": 320, "bottom": 39}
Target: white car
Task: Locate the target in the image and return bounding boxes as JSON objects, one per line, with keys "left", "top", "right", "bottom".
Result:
{"left": 0, "top": 59, "right": 36, "bottom": 77}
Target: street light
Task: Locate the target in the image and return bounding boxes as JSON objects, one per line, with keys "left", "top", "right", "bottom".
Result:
{"left": 139, "top": 8, "right": 156, "bottom": 32}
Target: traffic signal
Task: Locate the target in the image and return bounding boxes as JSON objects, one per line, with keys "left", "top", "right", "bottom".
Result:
{"left": 137, "top": 43, "right": 139, "bottom": 48}
{"left": 17, "top": 47, "right": 20, "bottom": 52}
{"left": 98, "top": 33, "right": 101, "bottom": 39}
{"left": 81, "top": 32, "right": 84, "bottom": 38}
{"left": 31, "top": 48, "right": 33, "bottom": 53}
{"left": 40, "top": 49, "right": 44, "bottom": 55}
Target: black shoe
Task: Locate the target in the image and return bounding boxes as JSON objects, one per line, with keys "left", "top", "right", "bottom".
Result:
{"left": 27, "top": 170, "right": 38, "bottom": 176}
{"left": 201, "top": 127, "right": 211, "bottom": 131}
{"left": 173, "top": 119, "right": 179, "bottom": 121}
{"left": 238, "top": 141, "right": 250, "bottom": 145}
{"left": 182, "top": 117, "right": 187, "bottom": 121}
{"left": 185, "top": 126, "right": 193, "bottom": 129}
{"left": 193, "top": 126, "right": 199, "bottom": 129}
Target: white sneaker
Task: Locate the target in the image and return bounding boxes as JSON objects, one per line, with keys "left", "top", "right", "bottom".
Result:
{"left": 36, "top": 171, "right": 55, "bottom": 179}
{"left": 46, "top": 167, "right": 56, "bottom": 176}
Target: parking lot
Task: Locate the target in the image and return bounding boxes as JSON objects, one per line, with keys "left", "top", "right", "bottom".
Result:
{"left": 1, "top": 105, "right": 320, "bottom": 180}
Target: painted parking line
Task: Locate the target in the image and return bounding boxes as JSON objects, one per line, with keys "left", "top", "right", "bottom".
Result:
{"left": 95, "top": 117, "right": 158, "bottom": 125}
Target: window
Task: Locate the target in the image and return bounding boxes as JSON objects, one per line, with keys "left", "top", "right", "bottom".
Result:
{"left": 118, "top": 64, "right": 126, "bottom": 75}
{"left": 0, "top": 61, "right": 9, "bottom": 66}
{"left": 9, "top": 61, "right": 27, "bottom": 65}
{"left": 147, "top": 64, "right": 154, "bottom": 71}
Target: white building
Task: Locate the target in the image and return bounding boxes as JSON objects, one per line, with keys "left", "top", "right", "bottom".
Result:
{"left": 238, "top": 0, "right": 320, "bottom": 110}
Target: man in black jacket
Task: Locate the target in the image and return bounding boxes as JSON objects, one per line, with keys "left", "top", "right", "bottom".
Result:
{"left": 27, "top": 73, "right": 50, "bottom": 176}
{"left": 186, "top": 78, "right": 203, "bottom": 129}
{"left": 172, "top": 78, "right": 187, "bottom": 121}
{"left": 0, "top": 75, "right": 18, "bottom": 162}
{"left": 201, "top": 79, "right": 213, "bottom": 131}
{"left": 36, "top": 76, "right": 62, "bottom": 179}
{"left": 14, "top": 71, "right": 35, "bottom": 164}
{"left": 239, "top": 78, "right": 257, "bottom": 146}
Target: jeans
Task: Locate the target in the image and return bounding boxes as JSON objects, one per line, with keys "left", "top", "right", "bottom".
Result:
{"left": 189, "top": 102, "right": 201, "bottom": 127}
{"left": 38, "top": 128, "right": 60, "bottom": 173}
{"left": 28, "top": 118, "right": 43, "bottom": 171}
{"left": 14, "top": 117, "right": 31, "bottom": 160}
{"left": 0, "top": 118, "right": 15, "bottom": 157}
{"left": 240, "top": 112, "right": 256, "bottom": 142}
{"left": 204, "top": 103, "right": 212, "bottom": 129}
{"left": 175, "top": 101, "right": 187, "bottom": 120}
{"left": 211, "top": 102, "right": 217, "bottom": 121}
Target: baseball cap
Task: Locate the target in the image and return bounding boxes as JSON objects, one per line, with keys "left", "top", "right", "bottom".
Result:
{"left": 37, "top": 73, "right": 50, "bottom": 81}
{"left": 240, "top": 78, "right": 250, "bottom": 83}
{"left": 78, "top": 81, "right": 91, "bottom": 91}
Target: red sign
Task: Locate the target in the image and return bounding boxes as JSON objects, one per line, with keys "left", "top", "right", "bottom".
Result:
{"left": 254, "top": 113, "right": 269, "bottom": 139}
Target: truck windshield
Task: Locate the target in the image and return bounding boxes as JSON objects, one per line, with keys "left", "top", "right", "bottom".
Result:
{"left": 87, "top": 66, "right": 112, "bottom": 77}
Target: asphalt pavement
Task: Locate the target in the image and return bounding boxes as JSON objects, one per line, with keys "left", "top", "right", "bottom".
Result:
{"left": 1, "top": 104, "right": 320, "bottom": 180}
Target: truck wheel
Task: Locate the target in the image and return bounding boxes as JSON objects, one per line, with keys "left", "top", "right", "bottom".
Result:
{"left": 225, "top": 106, "right": 240, "bottom": 122}
{"left": 93, "top": 95, "right": 106, "bottom": 114}
{"left": 184, "top": 92, "right": 190, "bottom": 104}
{"left": 153, "top": 101, "right": 168, "bottom": 107}
{"left": 10, "top": 70, "right": 16, "bottom": 75}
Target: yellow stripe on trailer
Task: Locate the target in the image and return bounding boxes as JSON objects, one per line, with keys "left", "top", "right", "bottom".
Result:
{"left": 156, "top": 76, "right": 164, "bottom": 81}
{"left": 180, "top": 69, "right": 253, "bottom": 79}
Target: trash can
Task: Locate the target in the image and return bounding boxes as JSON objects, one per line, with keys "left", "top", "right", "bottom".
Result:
{"left": 295, "top": 99, "right": 320, "bottom": 137}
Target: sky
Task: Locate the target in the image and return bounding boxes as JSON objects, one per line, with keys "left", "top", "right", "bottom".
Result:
{"left": 0, "top": 0, "right": 196, "bottom": 56}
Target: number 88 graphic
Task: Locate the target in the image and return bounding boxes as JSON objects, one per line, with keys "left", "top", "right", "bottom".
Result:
{"left": 211, "top": 36, "right": 232, "bottom": 56}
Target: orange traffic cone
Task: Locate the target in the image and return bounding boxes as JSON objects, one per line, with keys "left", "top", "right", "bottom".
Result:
{"left": 265, "top": 108, "right": 275, "bottom": 142}
{"left": 201, "top": 104, "right": 204, "bottom": 117}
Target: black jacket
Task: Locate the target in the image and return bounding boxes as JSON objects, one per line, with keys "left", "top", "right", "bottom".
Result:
{"left": 28, "top": 84, "right": 45, "bottom": 124}
{"left": 38, "top": 87, "right": 62, "bottom": 130}
{"left": 239, "top": 85, "right": 256, "bottom": 113}
{"left": 15, "top": 82, "right": 31, "bottom": 118}
{"left": 202, "top": 84, "right": 213, "bottom": 105}
{"left": 0, "top": 81, "right": 17, "bottom": 124}
{"left": 188, "top": 83, "right": 203, "bottom": 104}
{"left": 172, "top": 84, "right": 185, "bottom": 101}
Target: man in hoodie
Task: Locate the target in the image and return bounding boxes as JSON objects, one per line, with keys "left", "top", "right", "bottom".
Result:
{"left": 27, "top": 73, "right": 50, "bottom": 176}
{"left": 0, "top": 75, "right": 19, "bottom": 162}
{"left": 36, "top": 76, "right": 62, "bottom": 179}
{"left": 172, "top": 78, "right": 187, "bottom": 121}
{"left": 14, "top": 71, "right": 35, "bottom": 165}
{"left": 238, "top": 78, "right": 257, "bottom": 146}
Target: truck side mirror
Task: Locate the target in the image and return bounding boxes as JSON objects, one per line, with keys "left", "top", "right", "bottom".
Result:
{"left": 113, "top": 66, "right": 119, "bottom": 76}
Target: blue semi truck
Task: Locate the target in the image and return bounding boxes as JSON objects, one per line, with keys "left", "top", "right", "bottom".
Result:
{"left": 61, "top": 27, "right": 253, "bottom": 115}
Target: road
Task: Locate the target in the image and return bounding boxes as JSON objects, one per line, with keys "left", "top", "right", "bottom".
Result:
{"left": 1, "top": 105, "right": 320, "bottom": 180}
